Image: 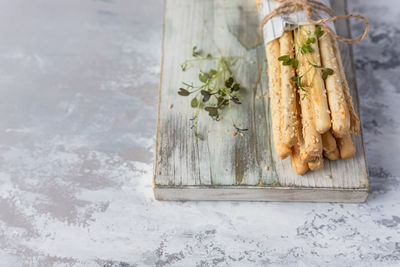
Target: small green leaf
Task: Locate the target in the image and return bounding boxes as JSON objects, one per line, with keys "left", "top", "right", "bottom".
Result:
{"left": 291, "top": 75, "right": 303, "bottom": 88}
{"left": 191, "top": 97, "right": 199, "bottom": 108}
{"left": 325, "top": 68, "right": 334, "bottom": 75}
{"left": 178, "top": 88, "right": 190, "bottom": 96}
{"left": 322, "top": 68, "right": 334, "bottom": 80}
{"left": 180, "top": 63, "right": 187, "bottom": 71}
{"left": 209, "top": 69, "right": 217, "bottom": 76}
{"left": 282, "top": 59, "right": 292, "bottom": 66}
{"left": 225, "top": 77, "right": 234, "bottom": 88}
{"left": 192, "top": 46, "right": 200, "bottom": 57}
{"left": 314, "top": 26, "right": 324, "bottom": 38}
{"left": 217, "top": 89, "right": 227, "bottom": 97}
{"left": 201, "top": 90, "right": 211, "bottom": 102}
{"left": 199, "top": 73, "right": 208, "bottom": 83}
{"left": 205, "top": 106, "right": 218, "bottom": 117}
{"left": 301, "top": 45, "right": 313, "bottom": 54}
{"left": 232, "top": 83, "right": 241, "bottom": 91}
{"left": 231, "top": 96, "right": 241, "bottom": 104}
{"left": 291, "top": 58, "right": 299, "bottom": 68}
{"left": 306, "top": 37, "right": 316, "bottom": 44}
{"left": 278, "top": 55, "right": 290, "bottom": 62}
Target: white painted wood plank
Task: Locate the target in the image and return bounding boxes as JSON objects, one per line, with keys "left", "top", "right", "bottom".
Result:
{"left": 154, "top": 0, "right": 369, "bottom": 201}
{"left": 156, "top": 0, "right": 277, "bottom": 188}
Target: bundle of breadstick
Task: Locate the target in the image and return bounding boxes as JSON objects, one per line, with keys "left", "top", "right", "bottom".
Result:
{"left": 256, "top": 0, "right": 364, "bottom": 175}
{"left": 265, "top": 26, "right": 360, "bottom": 175}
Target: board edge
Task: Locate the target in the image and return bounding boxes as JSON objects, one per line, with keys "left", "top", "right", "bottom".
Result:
{"left": 154, "top": 185, "right": 369, "bottom": 203}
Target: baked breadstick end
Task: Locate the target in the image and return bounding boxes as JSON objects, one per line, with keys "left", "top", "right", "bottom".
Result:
{"left": 322, "top": 131, "right": 338, "bottom": 153}
{"left": 291, "top": 145, "right": 309, "bottom": 175}
{"left": 275, "top": 142, "right": 291, "bottom": 159}
{"left": 337, "top": 133, "right": 356, "bottom": 159}
{"left": 324, "top": 148, "right": 340, "bottom": 160}
{"left": 308, "top": 156, "right": 324, "bottom": 171}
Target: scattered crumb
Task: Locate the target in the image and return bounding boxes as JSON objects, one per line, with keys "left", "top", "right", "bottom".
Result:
{"left": 325, "top": 174, "right": 332, "bottom": 179}
{"left": 250, "top": 60, "right": 255, "bottom": 64}
{"left": 232, "top": 132, "right": 237, "bottom": 136}
{"left": 265, "top": 165, "right": 269, "bottom": 171}
{"left": 239, "top": 133, "right": 244, "bottom": 137}
{"left": 169, "top": 104, "right": 173, "bottom": 109}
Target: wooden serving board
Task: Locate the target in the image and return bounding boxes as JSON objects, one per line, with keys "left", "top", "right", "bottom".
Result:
{"left": 154, "top": 0, "right": 369, "bottom": 202}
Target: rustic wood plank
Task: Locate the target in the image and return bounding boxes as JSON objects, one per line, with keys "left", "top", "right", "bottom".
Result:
{"left": 154, "top": 186, "right": 368, "bottom": 203}
{"left": 154, "top": 0, "right": 369, "bottom": 202}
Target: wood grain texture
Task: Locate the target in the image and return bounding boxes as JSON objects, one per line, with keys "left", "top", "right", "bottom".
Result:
{"left": 154, "top": 0, "right": 369, "bottom": 202}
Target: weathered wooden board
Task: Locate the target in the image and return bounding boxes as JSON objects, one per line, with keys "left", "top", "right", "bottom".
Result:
{"left": 154, "top": 0, "right": 369, "bottom": 202}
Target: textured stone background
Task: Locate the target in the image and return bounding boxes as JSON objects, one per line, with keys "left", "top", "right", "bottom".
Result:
{"left": 0, "top": 0, "right": 399, "bottom": 266}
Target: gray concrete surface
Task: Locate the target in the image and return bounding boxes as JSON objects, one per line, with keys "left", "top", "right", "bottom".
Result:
{"left": 0, "top": 0, "right": 399, "bottom": 266}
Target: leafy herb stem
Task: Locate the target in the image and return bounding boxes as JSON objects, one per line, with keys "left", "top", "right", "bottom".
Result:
{"left": 178, "top": 46, "right": 247, "bottom": 138}
{"left": 279, "top": 25, "right": 334, "bottom": 100}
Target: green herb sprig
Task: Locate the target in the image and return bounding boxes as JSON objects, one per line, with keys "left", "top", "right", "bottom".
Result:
{"left": 178, "top": 46, "right": 248, "bottom": 139}
{"left": 278, "top": 26, "right": 334, "bottom": 100}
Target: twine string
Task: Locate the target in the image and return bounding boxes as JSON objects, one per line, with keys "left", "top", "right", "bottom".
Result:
{"left": 259, "top": 0, "right": 369, "bottom": 44}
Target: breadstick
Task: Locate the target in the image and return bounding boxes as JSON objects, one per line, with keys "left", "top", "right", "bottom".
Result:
{"left": 308, "top": 156, "right": 324, "bottom": 171}
{"left": 265, "top": 40, "right": 291, "bottom": 159}
{"left": 279, "top": 31, "right": 297, "bottom": 147}
{"left": 294, "top": 87, "right": 309, "bottom": 163}
{"left": 322, "top": 131, "right": 340, "bottom": 160}
{"left": 290, "top": 80, "right": 308, "bottom": 175}
{"left": 321, "top": 130, "right": 337, "bottom": 153}
{"left": 319, "top": 32, "right": 350, "bottom": 137}
{"left": 324, "top": 147, "right": 340, "bottom": 160}
{"left": 294, "top": 28, "right": 322, "bottom": 162}
{"left": 337, "top": 133, "right": 356, "bottom": 159}
{"left": 301, "top": 25, "right": 331, "bottom": 134}
{"left": 331, "top": 38, "right": 361, "bottom": 134}
{"left": 291, "top": 143, "right": 309, "bottom": 175}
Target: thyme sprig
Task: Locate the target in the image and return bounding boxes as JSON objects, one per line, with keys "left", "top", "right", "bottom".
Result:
{"left": 178, "top": 46, "right": 248, "bottom": 139}
{"left": 278, "top": 26, "right": 334, "bottom": 100}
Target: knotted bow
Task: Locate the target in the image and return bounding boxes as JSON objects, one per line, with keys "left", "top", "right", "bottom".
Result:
{"left": 259, "top": 0, "right": 369, "bottom": 43}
